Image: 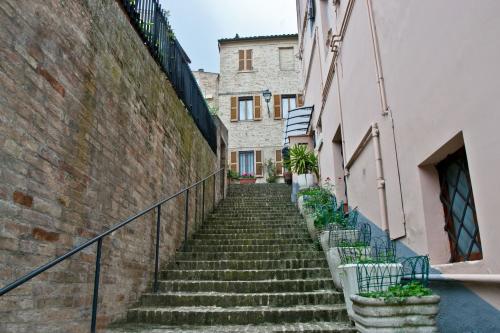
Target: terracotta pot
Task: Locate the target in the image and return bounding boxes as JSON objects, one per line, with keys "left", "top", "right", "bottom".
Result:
{"left": 239, "top": 178, "right": 256, "bottom": 184}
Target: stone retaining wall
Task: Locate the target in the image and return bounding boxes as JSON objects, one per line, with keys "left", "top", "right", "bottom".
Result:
{"left": 0, "top": 0, "right": 221, "bottom": 332}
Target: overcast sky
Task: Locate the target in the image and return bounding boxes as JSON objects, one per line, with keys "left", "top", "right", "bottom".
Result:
{"left": 159, "top": 0, "right": 298, "bottom": 73}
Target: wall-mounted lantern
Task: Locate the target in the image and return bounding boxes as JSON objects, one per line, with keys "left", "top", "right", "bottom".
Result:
{"left": 262, "top": 89, "right": 272, "bottom": 117}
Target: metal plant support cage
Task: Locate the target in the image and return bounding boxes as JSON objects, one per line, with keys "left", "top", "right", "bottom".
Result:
{"left": 327, "top": 218, "right": 370, "bottom": 248}
{"left": 337, "top": 235, "right": 395, "bottom": 265}
{"left": 356, "top": 255, "right": 430, "bottom": 293}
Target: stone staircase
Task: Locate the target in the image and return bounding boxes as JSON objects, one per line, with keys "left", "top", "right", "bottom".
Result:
{"left": 107, "top": 184, "right": 355, "bottom": 333}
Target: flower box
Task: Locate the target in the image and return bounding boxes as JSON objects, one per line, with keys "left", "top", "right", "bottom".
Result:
{"left": 239, "top": 178, "right": 256, "bottom": 184}
{"left": 350, "top": 294, "right": 440, "bottom": 333}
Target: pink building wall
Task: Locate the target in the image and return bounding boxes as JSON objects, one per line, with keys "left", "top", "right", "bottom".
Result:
{"left": 296, "top": 0, "right": 500, "bottom": 325}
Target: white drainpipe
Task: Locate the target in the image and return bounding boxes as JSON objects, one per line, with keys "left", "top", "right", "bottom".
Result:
{"left": 371, "top": 123, "right": 390, "bottom": 234}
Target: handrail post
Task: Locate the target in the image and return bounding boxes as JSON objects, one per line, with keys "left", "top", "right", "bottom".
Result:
{"left": 183, "top": 188, "right": 190, "bottom": 252}
{"left": 212, "top": 173, "right": 216, "bottom": 209}
{"left": 223, "top": 168, "right": 226, "bottom": 199}
{"left": 201, "top": 180, "right": 205, "bottom": 223}
{"left": 90, "top": 238, "right": 103, "bottom": 333}
{"left": 153, "top": 205, "right": 161, "bottom": 293}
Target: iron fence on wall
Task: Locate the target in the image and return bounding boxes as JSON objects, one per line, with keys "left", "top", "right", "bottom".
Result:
{"left": 122, "top": 0, "right": 217, "bottom": 152}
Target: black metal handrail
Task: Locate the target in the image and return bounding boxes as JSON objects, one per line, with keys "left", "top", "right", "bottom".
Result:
{"left": 121, "top": 0, "right": 217, "bottom": 152}
{"left": 0, "top": 167, "right": 225, "bottom": 333}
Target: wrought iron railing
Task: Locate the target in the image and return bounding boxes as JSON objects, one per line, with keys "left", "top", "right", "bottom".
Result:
{"left": 121, "top": 0, "right": 217, "bottom": 152}
{"left": 0, "top": 168, "right": 225, "bottom": 333}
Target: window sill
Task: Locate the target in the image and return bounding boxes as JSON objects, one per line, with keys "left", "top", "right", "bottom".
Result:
{"left": 432, "top": 259, "right": 485, "bottom": 275}
{"left": 238, "top": 70, "right": 257, "bottom": 74}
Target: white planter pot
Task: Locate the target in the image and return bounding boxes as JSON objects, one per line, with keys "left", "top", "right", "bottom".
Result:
{"left": 350, "top": 294, "right": 441, "bottom": 333}
{"left": 304, "top": 212, "right": 317, "bottom": 241}
{"left": 319, "top": 231, "right": 329, "bottom": 252}
{"left": 325, "top": 247, "right": 343, "bottom": 289}
{"left": 297, "top": 173, "right": 314, "bottom": 189}
{"left": 327, "top": 246, "right": 370, "bottom": 290}
{"left": 339, "top": 263, "right": 402, "bottom": 319}
{"left": 297, "top": 195, "right": 305, "bottom": 214}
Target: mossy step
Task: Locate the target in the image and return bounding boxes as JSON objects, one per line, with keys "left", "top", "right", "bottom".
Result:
{"left": 193, "top": 232, "right": 308, "bottom": 240}
{"left": 160, "top": 268, "right": 330, "bottom": 281}
{"left": 105, "top": 321, "right": 356, "bottom": 333}
{"left": 140, "top": 291, "right": 343, "bottom": 307}
{"left": 185, "top": 244, "right": 313, "bottom": 253}
{"left": 175, "top": 251, "right": 323, "bottom": 261}
{"left": 170, "top": 258, "right": 328, "bottom": 270}
{"left": 126, "top": 304, "right": 348, "bottom": 325}
{"left": 158, "top": 278, "right": 335, "bottom": 293}
{"left": 195, "top": 229, "right": 307, "bottom": 236}
{"left": 188, "top": 238, "right": 311, "bottom": 246}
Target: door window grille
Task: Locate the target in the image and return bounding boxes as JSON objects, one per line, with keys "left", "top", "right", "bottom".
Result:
{"left": 437, "top": 148, "right": 482, "bottom": 262}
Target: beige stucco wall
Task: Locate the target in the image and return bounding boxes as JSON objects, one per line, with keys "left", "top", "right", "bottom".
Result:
{"left": 297, "top": 0, "right": 500, "bottom": 310}
{"left": 219, "top": 36, "right": 301, "bottom": 182}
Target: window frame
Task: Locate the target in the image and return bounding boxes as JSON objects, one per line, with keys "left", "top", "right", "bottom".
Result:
{"left": 238, "top": 151, "right": 255, "bottom": 176}
{"left": 281, "top": 95, "right": 297, "bottom": 120}
{"left": 437, "top": 147, "right": 483, "bottom": 262}
{"left": 238, "top": 49, "right": 253, "bottom": 71}
{"left": 238, "top": 97, "right": 254, "bottom": 121}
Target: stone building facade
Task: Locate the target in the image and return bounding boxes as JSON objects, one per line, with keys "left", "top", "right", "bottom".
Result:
{"left": 192, "top": 69, "right": 219, "bottom": 112}
{"left": 0, "top": 0, "right": 225, "bottom": 332}
{"left": 218, "top": 35, "right": 302, "bottom": 182}
{"left": 295, "top": 0, "right": 500, "bottom": 331}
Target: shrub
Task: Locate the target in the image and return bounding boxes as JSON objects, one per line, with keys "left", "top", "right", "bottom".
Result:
{"left": 359, "top": 282, "right": 433, "bottom": 302}
{"left": 289, "top": 144, "right": 318, "bottom": 177}
{"left": 265, "top": 159, "right": 278, "bottom": 183}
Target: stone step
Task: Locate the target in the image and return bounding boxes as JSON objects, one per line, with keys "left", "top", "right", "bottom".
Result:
{"left": 170, "top": 258, "right": 328, "bottom": 270}
{"left": 206, "top": 216, "right": 302, "bottom": 221}
{"left": 158, "top": 278, "right": 335, "bottom": 293}
{"left": 126, "top": 304, "right": 348, "bottom": 325}
{"left": 188, "top": 238, "right": 311, "bottom": 246}
{"left": 175, "top": 251, "right": 322, "bottom": 261}
{"left": 185, "top": 244, "right": 313, "bottom": 253}
{"left": 194, "top": 232, "right": 308, "bottom": 240}
{"left": 105, "top": 322, "right": 356, "bottom": 333}
{"left": 198, "top": 227, "right": 307, "bottom": 235}
{"left": 204, "top": 219, "right": 303, "bottom": 225}
{"left": 161, "top": 268, "right": 330, "bottom": 281}
{"left": 140, "top": 290, "right": 343, "bottom": 307}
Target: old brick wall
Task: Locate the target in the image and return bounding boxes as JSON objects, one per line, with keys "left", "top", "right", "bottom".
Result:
{"left": 0, "top": 0, "right": 221, "bottom": 332}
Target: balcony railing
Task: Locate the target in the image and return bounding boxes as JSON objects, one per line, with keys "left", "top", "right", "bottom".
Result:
{"left": 121, "top": 0, "right": 217, "bottom": 152}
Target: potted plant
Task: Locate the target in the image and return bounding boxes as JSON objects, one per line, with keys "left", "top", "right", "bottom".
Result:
{"left": 239, "top": 172, "right": 256, "bottom": 184}
{"left": 282, "top": 147, "right": 292, "bottom": 185}
{"left": 265, "top": 159, "right": 278, "bottom": 183}
{"left": 289, "top": 144, "right": 318, "bottom": 189}
{"left": 227, "top": 169, "right": 240, "bottom": 184}
{"left": 351, "top": 282, "right": 440, "bottom": 332}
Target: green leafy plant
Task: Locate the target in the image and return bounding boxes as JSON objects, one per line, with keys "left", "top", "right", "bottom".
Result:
{"left": 282, "top": 147, "right": 291, "bottom": 170}
{"left": 289, "top": 144, "right": 318, "bottom": 177}
{"left": 337, "top": 240, "right": 369, "bottom": 248}
{"left": 298, "top": 187, "right": 322, "bottom": 197}
{"left": 227, "top": 169, "right": 239, "bottom": 180}
{"left": 265, "top": 159, "right": 278, "bottom": 183}
{"left": 359, "top": 282, "right": 433, "bottom": 303}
